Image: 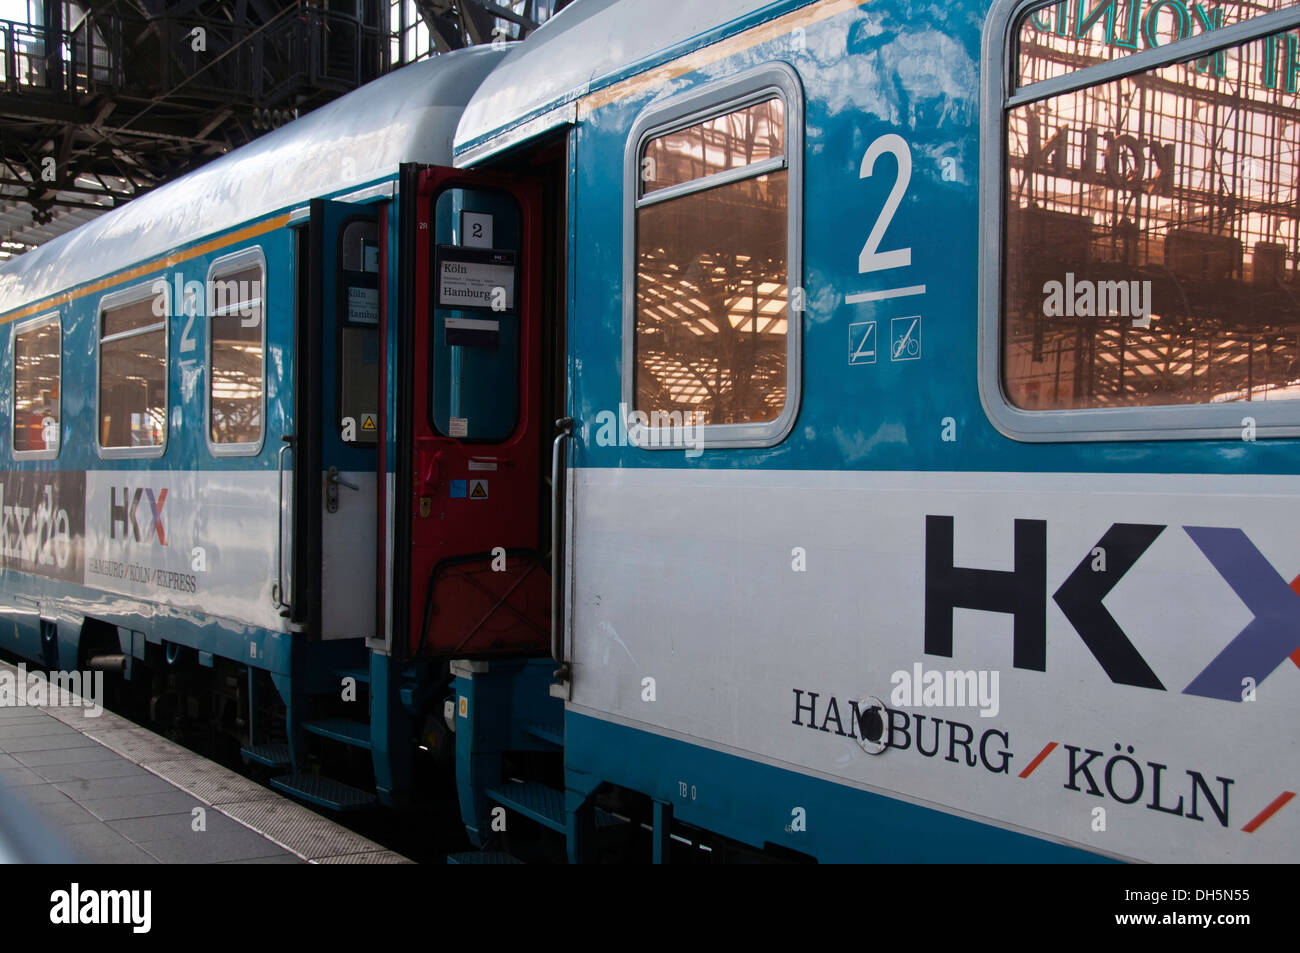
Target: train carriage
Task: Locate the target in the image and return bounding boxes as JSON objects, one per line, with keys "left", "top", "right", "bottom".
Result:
{"left": 1, "top": 0, "right": 1298, "bottom": 863}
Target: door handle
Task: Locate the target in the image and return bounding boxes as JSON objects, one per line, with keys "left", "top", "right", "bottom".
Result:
{"left": 550, "top": 417, "right": 574, "bottom": 684}
{"left": 326, "top": 466, "right": 359, "bottom": 513}
{"left": 274, "top": 436, "right": 293, "bottom": 614}
{"left": 328, "top": 467, "right": 360, "bottom": 491}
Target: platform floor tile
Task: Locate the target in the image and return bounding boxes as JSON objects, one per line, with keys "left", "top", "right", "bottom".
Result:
{"left": 0, "top": 661, "right": 407, "bottom": 865}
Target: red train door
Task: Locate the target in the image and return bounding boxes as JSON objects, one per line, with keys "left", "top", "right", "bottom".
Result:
{"left": 389, "top": 163, "right": 552, "bottom": 659}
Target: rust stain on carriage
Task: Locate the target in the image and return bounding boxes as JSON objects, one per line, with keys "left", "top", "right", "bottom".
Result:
{"left": 0, "top": 213, "right": 292, "bottom": 326}
{"left": 577, "top": 0, "right": 868, "bottom": 117}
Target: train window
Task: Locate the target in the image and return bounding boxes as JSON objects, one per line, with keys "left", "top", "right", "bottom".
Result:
{"left": 430, "top": 189, "right": 521, "bottom": 442}
{"left": 97, "top": 282, "right": 167, "bottom": 456}
{"left": 338, "top": 219, "right": 380, "bottom": 445}
{"left": 624, "top": 64, "right": 803, "bottom": 451}
{"left": 207, "top": 249, "right": 266, "bottom": 454}
{"left": 641, "top": 99, "right": 785, "bottom": 195}
{"left": 985, "top": 0, "right": 1300, "bottom": 440}
{"left": 11, "top": 312, "right": 60, "bottom": 459}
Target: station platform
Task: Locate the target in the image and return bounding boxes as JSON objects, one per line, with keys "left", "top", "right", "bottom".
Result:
{"left": 0, "top": 661, "right": 409, "bottom": 864}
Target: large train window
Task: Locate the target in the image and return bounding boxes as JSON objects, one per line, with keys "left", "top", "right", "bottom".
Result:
{"left": 11, "top": 311, "right": 60, "bottom": 460}
{"left": 207, "top": 247, "right": 266, "bottom": 455}
{"left": 623, "top": 64, "right": 803, "bottom": 451}
{"left": 97, "top": 282, "right": 168, "bottom": 457}
{"left": 984, "top": 0, "right": 1300, "bottom": 440}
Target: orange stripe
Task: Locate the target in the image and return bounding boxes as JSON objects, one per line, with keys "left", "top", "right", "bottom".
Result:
{"left": 1018, "top": 741, "right": 1058, "bottom": 779}
{"left": 0, "top": 213, "right": 291, "bottom": 326}
{"left": 577, "top": 0, "right": 868, "bottom": 117}
{"left": 1241, "top": 791, "right": 1295, "bottom": 833}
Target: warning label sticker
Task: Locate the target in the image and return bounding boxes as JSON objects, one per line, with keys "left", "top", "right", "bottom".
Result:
{"left": 469, "top": 479, "right": 488, "bottom": 500}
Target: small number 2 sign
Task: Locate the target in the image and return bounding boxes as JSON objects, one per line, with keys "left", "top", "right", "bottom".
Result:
{"left": 462, "top": 211, "right": 493, "bottom": 249}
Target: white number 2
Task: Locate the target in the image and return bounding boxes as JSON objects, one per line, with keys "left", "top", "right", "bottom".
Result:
{"left": 180, "top": 288, "right": 198, "bottom": 353}
{"left": 859, "top": 133, "right": 912, "bottom": 275}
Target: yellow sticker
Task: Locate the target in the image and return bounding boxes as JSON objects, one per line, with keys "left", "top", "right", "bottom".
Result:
{"left": 361, "top": 414, "right": 377, "bottom": 431}
{"left": 458, "top": 696, "right": 468, "bottom": 718}
{"left": 469, "top": 479, "right": 488, "bottom": 500}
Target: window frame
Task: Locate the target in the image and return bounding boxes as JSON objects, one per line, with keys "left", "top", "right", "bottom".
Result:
{"left": 206, "top": 246, "right": 268, "bottom": 458}
{"left": 10, "top": 310, "right": 62, "bottom": 461}
{"left": 95, "top": 280, "right": 169, "bottom": 460}
{"left": 622, "top": 62, "right": 803, "bottom": 452}
{"left": 980, "top": 0, "right": 1300, "bottom": 442}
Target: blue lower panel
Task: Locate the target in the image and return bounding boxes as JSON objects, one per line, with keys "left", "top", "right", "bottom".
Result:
{"left": 565, "top": 711, "right": 1112, "bottom": 863}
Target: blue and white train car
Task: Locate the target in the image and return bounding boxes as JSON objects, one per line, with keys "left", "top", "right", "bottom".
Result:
{"left": 450, "top": 0, "right": 1300, "bottom": 863}
{"left": 0, "top": 46, "right": 516, "bottom": 809}
{"left": 1, "top": 0, "right": 1298, "bottom": 863}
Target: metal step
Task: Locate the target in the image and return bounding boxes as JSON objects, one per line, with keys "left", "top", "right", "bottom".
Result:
{"left": 269, "top": 773, "right": 377, "bottom": 812}
{"left": 240, "top": 743, "right": 291, "bottom": 769}
{"left": 487, "top": 781, "right": 566, "bottom": 832}
{"left": 522, "top": 721, "right": 563, "bottom": 747}
{"left": 335, "top": 667, "right": 371, "bottom": 685}
{"left": 302, "top": 717, "right": 372, "bottom": 750}
{"left": 447, "top": 851, "right": 523, "bottom": 864}
{"left": 486, "top": 781, "right": 621, "bottom": 834}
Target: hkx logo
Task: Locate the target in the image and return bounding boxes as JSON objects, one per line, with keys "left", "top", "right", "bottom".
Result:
{"left": 110, "top": 487, "right": 168, "bottom": 545}
{"left": 924, "top": 516, "right": 1300, "bottom": 703}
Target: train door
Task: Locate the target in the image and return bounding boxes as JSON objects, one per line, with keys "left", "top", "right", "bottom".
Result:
{"left": 291, "top": 198, "right": 384, "bottom": 640}
{"left": 390, "top": 165, "right": 553, "bottom": 659}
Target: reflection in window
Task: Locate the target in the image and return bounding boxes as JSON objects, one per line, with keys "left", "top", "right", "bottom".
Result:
{"left": 1016, "top": 0, "right": 1293, "bottom": 90}
{"left": 99, "top": 293, "right": 166, "bottom": 449}
{"left": 1004, "top": 27, "right": 1300, "bottom": 409}
{"left": 635, "top": 98, "right": 789, "bottom": 428}
{"left": 209, "top": 261, "right": 264, "bottom": 447}
{"left": 641, "top": 99, "right": 785, "bottom": 195}
{"left": 13, "top": 315, "right": 59, "bottom": 455}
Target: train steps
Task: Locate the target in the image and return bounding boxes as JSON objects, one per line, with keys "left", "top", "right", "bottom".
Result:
{"left": 266, "top": 713, "right": 379, "bottom": 812}
{"left": 254, "top": 662, "right": 385, "bottom": 812}
{"left": 302, "top": 717, "right": 373, "bottom": 750}
{"left": 521, "top": 720, "right": 563, "bottom": 748}
{"left": 486, "top": 780, "right": 621, "bottom": 835}
{"left": 268, "top": 773, "right": 378, "bottom": 812}
{"left": 240, "top": 742, "right": 292, "bottom": 770}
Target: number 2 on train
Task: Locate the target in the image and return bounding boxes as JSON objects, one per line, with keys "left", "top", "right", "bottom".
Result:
{"left": 859, "top": 133, "right": 912, "bottom": 275}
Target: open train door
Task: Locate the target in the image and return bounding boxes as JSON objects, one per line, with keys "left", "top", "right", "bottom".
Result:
{"left": 390, "top": 164, "right": 552, "bottom": 660}
{"left": 289, "top": 198, "right": 385, "bottom": 641}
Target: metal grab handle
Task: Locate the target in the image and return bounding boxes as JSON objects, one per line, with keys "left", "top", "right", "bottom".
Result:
{"left": 274, "top": 436, "right": 293, "bottom": 613}
{"left": 326, "top": 466, "right": 358, "bottom": 514}
{"left": 550, "top": 417, "right": 574, "bottom": 678}
{"left": 327, "top": 466, "right": 360, "bottom": 491}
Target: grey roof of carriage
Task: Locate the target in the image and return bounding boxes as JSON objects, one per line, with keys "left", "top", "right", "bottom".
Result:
{"left": 0, "top": 45, "right": 505, "bottom": 315}
{"left": 454, "top": 0, "right": 780, "bottom": 161}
